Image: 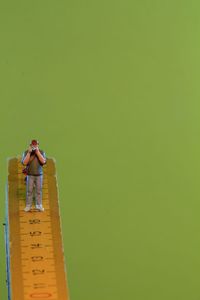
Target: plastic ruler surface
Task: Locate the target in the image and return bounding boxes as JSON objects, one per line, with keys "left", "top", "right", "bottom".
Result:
{"left": 7, "top": 157, "right": 69, "bottom": 300}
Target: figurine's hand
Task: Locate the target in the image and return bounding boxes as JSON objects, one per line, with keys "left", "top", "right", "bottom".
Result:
{"left": 28, "top": 146, "right": 32, "bottom": 153}
{"left": 35, "top": 146, "right": 39, "bottom": 153}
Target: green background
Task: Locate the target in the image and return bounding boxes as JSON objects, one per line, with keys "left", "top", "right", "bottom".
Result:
{"left": 0, "top": 1, "right": 200, "bottom": 299}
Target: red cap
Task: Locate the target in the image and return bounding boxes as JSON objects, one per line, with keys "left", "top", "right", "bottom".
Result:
{"left": 31, "top": 139, "right": 39, "bottom": 146}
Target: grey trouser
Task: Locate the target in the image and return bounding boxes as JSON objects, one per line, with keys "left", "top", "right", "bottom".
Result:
{"left": 26, "top": 175, "right": 43, "bottom": 207}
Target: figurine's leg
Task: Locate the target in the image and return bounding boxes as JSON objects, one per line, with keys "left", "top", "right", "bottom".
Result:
{"left": 35, "top": 175, "right": 44, "bottom": 211}
{"left": 25, "top": 175, "right": 34, "bottom": 209}
{"left": 33, "top": 182, "right": 36, "bottom": 203}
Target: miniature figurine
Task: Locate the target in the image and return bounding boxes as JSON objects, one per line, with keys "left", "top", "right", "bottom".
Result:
{"left": 21, "top": 139, "right": 46, "bottom": 212}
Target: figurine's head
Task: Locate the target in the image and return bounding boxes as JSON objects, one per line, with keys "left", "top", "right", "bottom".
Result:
{"left": 30, "top": 139, "right": 39, "bottom": 151}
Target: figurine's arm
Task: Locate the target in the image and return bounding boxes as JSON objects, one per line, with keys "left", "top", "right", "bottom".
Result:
{"left": 35, "top": 149, "right": 46, "bottom": 165}
{"left": 22, "top": 147, "right": 32, "bottom": 166}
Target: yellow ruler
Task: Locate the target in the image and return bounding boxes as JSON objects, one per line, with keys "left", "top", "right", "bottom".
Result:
{"left": 6, "top": 157, "right": 70, "bottom": 300}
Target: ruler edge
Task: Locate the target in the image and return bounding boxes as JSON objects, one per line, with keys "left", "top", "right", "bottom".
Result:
{"left": 5, "top": 177, "right": 11, "bottom": 300}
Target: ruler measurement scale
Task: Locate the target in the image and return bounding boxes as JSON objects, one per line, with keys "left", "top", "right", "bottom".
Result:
{"left": 7, "top": 157, "right": 69, "bottom": 300}
{"left": 17, "top": 160, "right": 58, "bottom": 300}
